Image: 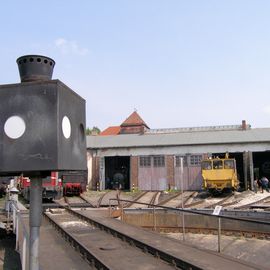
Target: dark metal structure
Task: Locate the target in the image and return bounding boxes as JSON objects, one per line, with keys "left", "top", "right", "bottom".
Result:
{"left": 0, "top": 55, "right": 86, "bottom": 176}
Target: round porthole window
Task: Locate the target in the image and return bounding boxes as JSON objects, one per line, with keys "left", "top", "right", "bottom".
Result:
{"left": 62, "top": 116, "right": 71, "bottom": 139}
{"left": 4, "top": 116, "right": 26, "bottom": 139}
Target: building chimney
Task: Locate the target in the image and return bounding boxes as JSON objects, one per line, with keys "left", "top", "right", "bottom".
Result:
{"left": 242, "top": 120, "right": 247, "bottom": 130}
{"left": 16, "top": 55, "right": 55, "bottom": 82}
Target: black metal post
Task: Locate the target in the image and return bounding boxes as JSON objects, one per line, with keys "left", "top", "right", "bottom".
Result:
{"left": 29, "top": 178, "right": 43, "bottom": 270}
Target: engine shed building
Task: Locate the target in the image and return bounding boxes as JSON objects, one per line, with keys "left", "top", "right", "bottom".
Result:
{"left": 87, "top": 111, "right": 270, "bottom": 191}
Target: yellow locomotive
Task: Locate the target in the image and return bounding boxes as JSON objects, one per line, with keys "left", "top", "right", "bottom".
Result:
{"left": 201, "top": 154, "right": 239, "bottom": 192}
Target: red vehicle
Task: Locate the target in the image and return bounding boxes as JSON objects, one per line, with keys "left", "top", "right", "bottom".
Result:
{"left": 58, "top": 171, "right": 87, "bottom": 196}
{"left": 18, "top": 172, "right": 63, "bottom": 201}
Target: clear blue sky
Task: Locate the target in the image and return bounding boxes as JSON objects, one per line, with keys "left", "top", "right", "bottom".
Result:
{"left": 1, "top": 1, "right": 270, "bottom": 130}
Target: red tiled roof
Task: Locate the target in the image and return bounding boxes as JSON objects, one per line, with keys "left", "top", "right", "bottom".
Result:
{"left": 99, "top": 126, "right": 121, "bottom": 136}
{"left": 120, "top": 111, "right": 149, "bottom": 128}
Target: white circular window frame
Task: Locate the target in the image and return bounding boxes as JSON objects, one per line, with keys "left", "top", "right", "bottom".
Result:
{"left": 62, "top": 116, "right": 71, "bottom": 139}
{"left": 4, "top": 116, "right": 26, "bottom": 139}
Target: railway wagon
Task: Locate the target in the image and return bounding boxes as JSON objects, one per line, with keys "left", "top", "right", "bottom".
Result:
{"left": 18, "top": 172, "right": 63, "bottom": 201}
{"left": 58, "top": 171, "right": 87, "bottom": 196}
{"left": 201, "top": 155, "right": 239, "bottom": 193}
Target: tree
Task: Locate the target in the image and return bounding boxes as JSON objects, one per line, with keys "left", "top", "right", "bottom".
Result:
{"left": 86, "top": 126, "right": 101, "bottom": 135}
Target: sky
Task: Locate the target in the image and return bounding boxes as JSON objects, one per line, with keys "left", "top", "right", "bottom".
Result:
{"left": 1, "top": 1, "right": 270, "bottom": 130}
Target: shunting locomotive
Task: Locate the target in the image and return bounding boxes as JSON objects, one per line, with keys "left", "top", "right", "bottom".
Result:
{"left": 201, "top": 153, "right": 239, "bottom": 193}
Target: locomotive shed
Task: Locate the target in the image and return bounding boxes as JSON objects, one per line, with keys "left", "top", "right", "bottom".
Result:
{"left": 87, "top": 112, "right": 270, "bottom": 194}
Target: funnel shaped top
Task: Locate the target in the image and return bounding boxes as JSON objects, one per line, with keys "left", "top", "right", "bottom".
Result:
{"left": 16, "top": 55, "right": 55, "bottom": 82}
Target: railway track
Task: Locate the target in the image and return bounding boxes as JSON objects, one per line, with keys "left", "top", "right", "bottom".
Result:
{"left": 126, "top": 191, "right": 158, "bottom": 208}
{"left": 182, "top": 192, "right": 198, "bottom": 207}
{"left": 184, "top": 193, "right": 235, "bottom": 209}
{"left": 157, "top": 192, "right": 182, "bottom": 207}
{"left": 34, "top": 190, "right": 270, "bottom": 213}
{"left": 234, "top": 195, "right": 270, "bottom": 209}
{"left": 178, "top": 192, "right": 198, "bottom": 208}
{"left": 44, "top": 208, "right": 180, "bottom": 269}
{"left": 183, "top": 196, "right": 209, "bottom": 208}
{"left": 122, "top": 191, "right": 148, "bottom": 208}
{"left": 183, "top": 192, "right": 270, "bottom": 210}
{"left": 158, "top": 191, "right": 195, "bottom": 208}
{"left": 96, "top": 190, "right": 120, "bottom": 208}
{"left": 157, "top": 192, "right": 196, "bottom": 208}
{"left": 64, "top": 196, "right": 94, "bottom": 208}
{"left": 148, "top": 192, "right": 161, "bottom": 207}
{"left": 204, "top": 194, "right": 235, "bottom": 209}
{"left": 157, "top": 191, "right": 212, "bottom": 209}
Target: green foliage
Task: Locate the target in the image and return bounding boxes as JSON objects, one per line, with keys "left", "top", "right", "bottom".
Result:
{"left": 86, "top": 126, "right": 101, "bottom": 135}
{"left": 165, "top": 187, "right": 180, "bottom": 193}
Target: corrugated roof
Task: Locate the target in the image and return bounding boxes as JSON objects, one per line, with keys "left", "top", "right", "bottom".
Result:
{"left": 146, "top": 124, "right": 251, "bottom": 134}
{"left": 87, "top": 128, "right": 270, "bottom": 149}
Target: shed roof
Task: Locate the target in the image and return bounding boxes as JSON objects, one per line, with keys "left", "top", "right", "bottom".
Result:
{"left": 99, "top": 126, "right": 121, "bottom": 136}
{"left": 87, "top": 128, "right": 270, "bottom": 149}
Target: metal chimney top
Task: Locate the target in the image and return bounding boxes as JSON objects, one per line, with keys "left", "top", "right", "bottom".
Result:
{"left": 16, "top": 55, "right": 55, "bottom": 82}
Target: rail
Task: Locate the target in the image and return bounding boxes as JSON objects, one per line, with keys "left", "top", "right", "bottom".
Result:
{"left": 109, "top": 198, "right": 270, "bottom": 253}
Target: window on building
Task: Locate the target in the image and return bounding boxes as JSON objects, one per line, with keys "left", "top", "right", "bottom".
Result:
{"left": 153, "top": 155, "right": 165, "bottom": 167}
{"left": 175, "top": 156, "right": 187, "bottom": 167}
{"left": 190, "top": 155, "right": 202, "bottom": 166}
{"left": 139, "top": 156, "right": 151, "bottom": 167}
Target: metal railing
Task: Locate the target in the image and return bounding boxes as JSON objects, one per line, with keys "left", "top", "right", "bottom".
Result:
{"left": 109, "top": 198, "right": 270, "bottom": 253}
{"left": 6, "top": 201, "right": 29, "bottom": 270}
